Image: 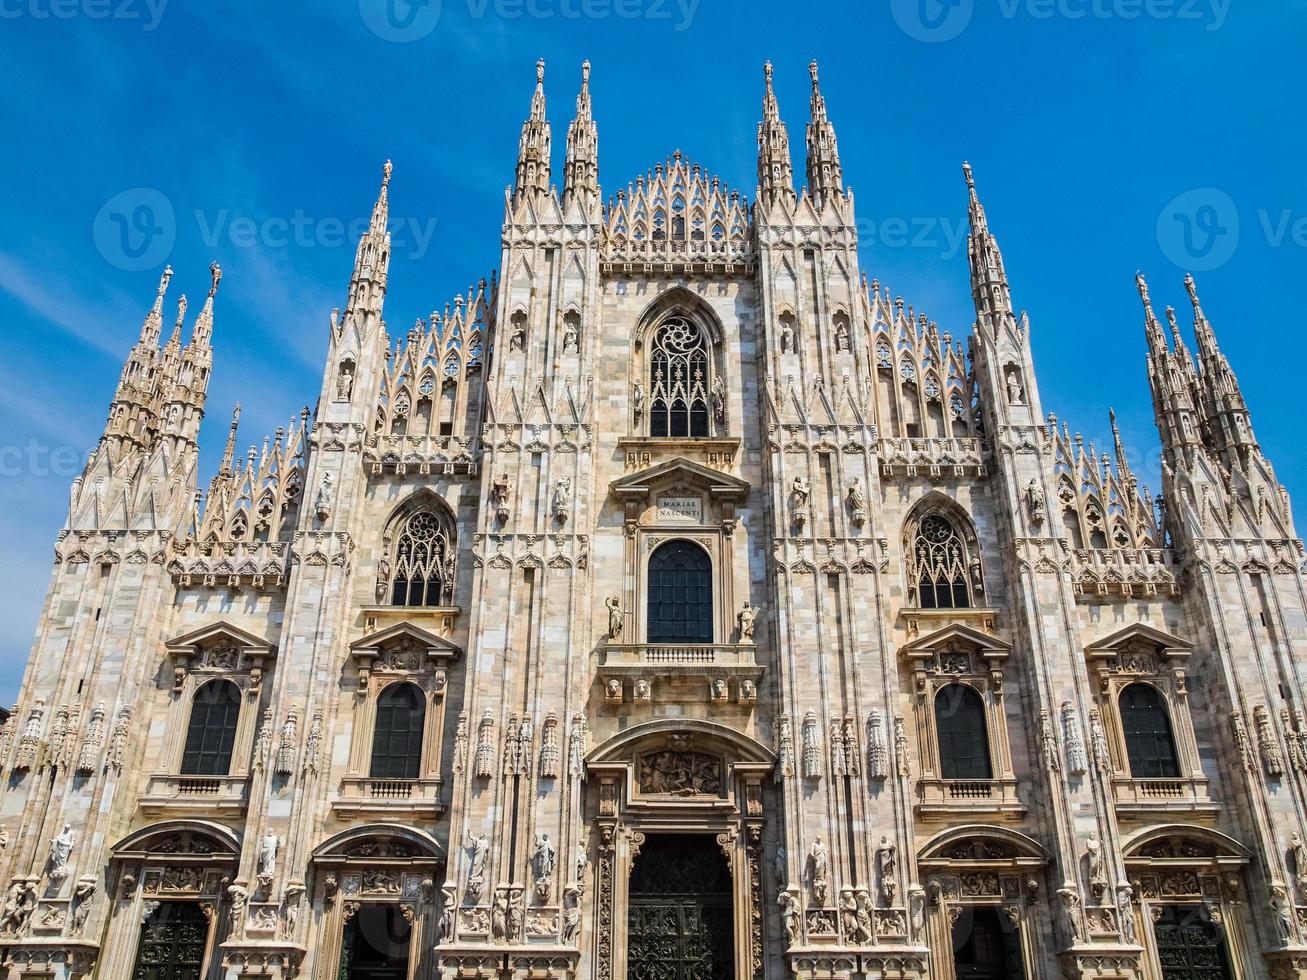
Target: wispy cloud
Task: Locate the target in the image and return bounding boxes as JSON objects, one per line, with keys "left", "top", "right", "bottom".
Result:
{"left": 0, "top": 252, "right": 139, "bottom": 358}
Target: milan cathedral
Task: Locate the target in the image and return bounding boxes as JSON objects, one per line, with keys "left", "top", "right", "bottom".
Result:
{"left": 0, "top": 58, "right": 1304, "bottom": 980}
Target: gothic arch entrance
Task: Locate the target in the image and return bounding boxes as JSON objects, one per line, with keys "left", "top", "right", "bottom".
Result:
{"left": 627, "top": 835, "right": 734, "bottom": 980}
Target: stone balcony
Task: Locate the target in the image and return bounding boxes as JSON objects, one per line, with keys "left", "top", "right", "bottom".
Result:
{"left": 914, "top": 777, "right": 1024, "bottom": 820}
{"left": 166, "top": 541, "right": 291, "bottom": 590}
{"left": 877, "top": 436, "right": 987, "bottom": 479}
{"left": 1070, "top": 548, "right": 1179, "bottom": 601}
{"left": 139, "top": 773, "right": 250, "bottom": 816}
{"left": 1110, "top": 775, "right": 1219, "bottom": 818}
{"left": 333, "top": 776, "right": 446, "bottom": 818}
{"left": 362, "top": 433, "right": 480, "bottom": 476}
{"left": 597, "top": 643, "right": 764, "bottom": 705}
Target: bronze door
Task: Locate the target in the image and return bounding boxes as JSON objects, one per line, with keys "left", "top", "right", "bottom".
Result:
{"left": 132, "top": 902, "right": 208, "bottom": 980}
{"left": 1153, "top": 906, "right": 1232, "bottom": 980}
{"left": 628, "top": 835, "right": 733, "bottom": 980}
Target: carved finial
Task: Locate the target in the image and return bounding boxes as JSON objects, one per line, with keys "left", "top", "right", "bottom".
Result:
{"left": 808, "top": 60, "right": 819, "bottom": 85}
{"left": 382, "top": 159, "right": 393, "bottom": 187}
{"left": 1134, "top": 271, "right": 1151, "bottom": 307}
{"left": 764, "top": 60, "right": 773, "bottom": 82}
{"left": 1184, "top": 272, "right": 1199, "bottom": 307}
{"left": 536, "top": 58, "right": 545, "bottom": 83}
{"left": 962, "top": 161, "right": 975, "bottom": 189}
{"left": 158, "top": 265, "right": 174, "bottom": 296}
{"left": 208, "top": 262, "right": 222, "bottom": 297}
{"left": 581, "top": 59, "right": 590, "bottom": 83}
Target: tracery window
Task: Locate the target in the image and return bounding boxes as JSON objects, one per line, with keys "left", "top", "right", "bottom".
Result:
{"left": 649, "top": 317, "right": 711, "bottom": 438}
{"left": 370, "top": 682, "right": 426, "bottom": 780}
{"left": 935, "top": 684, "right": 992, "bottom": 780}
{"left": 647, "top": 540, "right": 713, "bottom": 643}
{"left": 911, "top": 514, "right": 972, "bottom": 609}
{"left": 180, "top": 679, "right": 241, "bottom": 776}
{"left": 388, "top": 510, "right": 454, "bottom": 607}
{"left": 1119, "top": 683, "right": 1180, "bottom": 778}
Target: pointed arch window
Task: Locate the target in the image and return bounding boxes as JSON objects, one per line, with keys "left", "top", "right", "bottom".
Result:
{"left": 910, "top": 514, "right": 973, "bottom": 609}
{"left": 935, "top": 684, "right": 992, "bottom": 780}
{"left": 649, "top": 317, "right": 711, "bottom": 438}
{"left": 388, "top": 508, "right": 454, "bottom": 607}
{"left": 370, "top": 682, "right": 426, "bottom": 780}
{"left": 180, "top": 679, "right": 241, "bottom": 776}
{"left": 1119, "top": 683, "right": 1180, "bottom": 778}
{"left": 647, "top": 540, "right": 713, "bottom": 643}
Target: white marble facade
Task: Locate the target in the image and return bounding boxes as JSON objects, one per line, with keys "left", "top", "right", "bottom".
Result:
{"left": 1, "top": 59, "right": 1306, "bottom": 980}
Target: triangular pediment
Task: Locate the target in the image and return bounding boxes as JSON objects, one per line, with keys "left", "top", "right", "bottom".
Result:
{"left": 1085, "top": 622, "right": 1191, "bottom": 656}
{"left": 350, "top": 621, "right": 462, "bottom": 659}
{"left": 165, "top": 621, "right": 275, "bottom": 656}
{"left": 609, "top": 457, "right": 750, "bottom": 503}
{"left": 899, "top": 622, "right": 1012, "bottom": 658}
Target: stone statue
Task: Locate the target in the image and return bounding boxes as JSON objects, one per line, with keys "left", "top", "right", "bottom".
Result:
{"left": 773, "top": 845, "right": 787, "bottom": 887}
{"left": 809, "top": 838, "right": 830, "bottom": 905}
{"left": 533, "top": 833, "right": 556, "bottom": 882}
{"left": 1026, "top": 478, "right": 1046, "bottom": 526}
{"left": 606, "top": 596, "right": 622, "bottom": 640}
{"left": 575, "top": 842, "right": 589, "bottom": 886}
{"left": 335, "top": 362, "right": 354, "bottom": 400}
{"left": 466, "top": 831, "right": 489, "bottom": 898}
{"left": 632, "top": 381, "right": 645, "bottom": 419}
{"left": 847, "top": 478, "right": 867, "bottom": 527}
{"left": 257, "top": 831, "right": 279, "bottom": 885}
{"left": 552, "top": 478, "right": 571, "bottom": 522}
{"left": 227, "top": 884, "right": 249, "bottom": 937}
{"left": 0, "top": 880, "right": 36, "bottom": 937}
{"left": 491, "top": 474, "right": 511, "bottom": 521}
{"left": 711, "top": 377, "right": 726, "bottom": 424}
{"left": 314, "top": 472, "right": 333, "bottom": 520}
{"left": 1006, "top": 368, "right": 1025, "bottom": 405}
{"left": 853, "top": 890, "right": 874, "bottom": 944}
{"left": 780, "top": 319, "right": 795, "bottom": 354}
{"left": 491, "top": 891, "right": 508, "bottom": 940}
{"left": 779, "top": 890, "right": 800, "bottom": 947}
{"left": 834, "top": 318, "right": 850, "bottom": 352}
{"left": 633, "top": 678, "right": 651, "bottom": 702}
{"left": 1086, "top": 837, "right": 1106, "bottom": 897}
{"left": 1273, "top": 884, "right": 1296, "bottom": 942}
{"left": 791, "top": 476, "right": 810, "bottom": 505}
{"left": 839, "top": 890, "right": 858, "bottom": 940}
{"left": 561, "top": 895, "right": 581, "bottom": 943}
{"left": 562, "top": 319, "right": 579, "bottom": 353}
{"left": 70, "top": 877, "right": 96, "bottom": 935}
{"left": 1057, "top": 886, "right": 1083, "bottom": 943}
{"left": 738, "top": 603, "right": 760, "bottom": 642}
{"left": 876, "top": 836, "right": 897, "bottom": 905}
{"left": 510, "top": 318, "right": 526, "bottom": 351}
{"left": 1116, "top": 884, "right": 1135, "bottom": 944}
{"left": 48, "top": 823, "right": 75, "bottom": 880}
{"left": 969, "top": 553, "right": 984, "bottom": 592}
{"left": 507, "top": 888, "right": 524, "bottom": 940}
{"left": 439, "top": 888, "right": 456, "bottom": 943}
{"left": 1291, "top": 833, "right": 1307, "bottom": 892}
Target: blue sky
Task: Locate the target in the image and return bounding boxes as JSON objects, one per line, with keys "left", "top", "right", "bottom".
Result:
{"left": 0, "top": 1, "right": 1303, "bottom": 702}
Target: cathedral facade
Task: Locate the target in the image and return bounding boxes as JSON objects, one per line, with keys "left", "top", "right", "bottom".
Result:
{"left": 1, "top": 58, "right": 1305, "bottom": 980}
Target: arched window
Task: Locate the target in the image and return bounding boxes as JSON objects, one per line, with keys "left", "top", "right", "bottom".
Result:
{"left": 370, "top": 683, "right": 426, "bottom": 780}
{"left": 1119, "top": 683, "right": 1180, "bottom": 778}
{"left": 911, "top": 514, "right": 972, "bottom": 609}
{"left": 935, "top": 684, "right": 992, "bottom": 780}
{"left": 388, "top": 509, "right": 454, "bottom": 607}
{"left": 649, "top": 317, "right": 711, "bottom": 438}
{"left": 647, "top": 540, "right": 713, "bottom": 644}
{"left": 180, "top": 680, "right": 240, "bottom": 776}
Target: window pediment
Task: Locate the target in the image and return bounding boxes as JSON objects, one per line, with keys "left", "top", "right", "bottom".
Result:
{"left": 899, "top": 623, "right": 1011, "bottom": 667}
{"left": 1086, "top": 623, "right": 1192, "bottom": 662}
{"left": 165, "top": 622, "right": 276, "bottom": 692}
{"left": 349, "top": 623, "right": 462, "bottom": 683}
{"left": 610, "top": 457, "right": 749, "bottom": 534}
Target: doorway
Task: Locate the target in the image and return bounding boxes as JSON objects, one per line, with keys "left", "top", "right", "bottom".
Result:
{"left": 131, "top": 901, "right": 209, "bottom": 980}
{"left": 340, "top": 905, "right": 413, "bottom": 980}
{"left": 627, "top": 834, "right": 733, "bottom": 980}
{"left": 950, "top": 906, "right": 1024, "bottom": 980}
{"left": 1152, "top": 905, "right": 1233, "bottom": 980}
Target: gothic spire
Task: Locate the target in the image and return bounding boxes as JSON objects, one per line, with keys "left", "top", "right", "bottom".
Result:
{"left": 514, "top": 59, "right": 552, "bottom": 204}
{"left": 1186, "top": 273, "right": 1257, "bottom": 456}
{"left": 189, "top": 262, "right": 221, "bottom": 349}
{"left": 804, "top": 61, "right": 843, "bottom": 205}
{"left": 139, "top": 265, "right": 173, "bottom": 345}
{"left": 757, "top": 61, "right": 796, "bottom": 212}
{"left": 562, "top": 60, "right": 598, "bottom": 213}
{"left": 1137, "top": 272, "right": 1202, "bottom": 454}
{"left": 347, "top": 162, "right": 392, "bottom": 316}
{"left": 963, "top": 163, "right": 1016, "bottom": 338}
{"left": 221, "top": 403, "right": 241, "bottom": 473}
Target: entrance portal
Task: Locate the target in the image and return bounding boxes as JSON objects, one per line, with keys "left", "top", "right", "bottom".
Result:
{"left": 340, "top": 905, "right": 413, "bottom": 980}
{"left": 1152, "top": 905, "right": 1233, "bottom": 980}
{"left": 131, "top": 901, "right": 208, "bottom": 980}
{"left": 627, "top": 834, "right": 733, "bottom": 980}
{"left": 950, "top": 906, "right": 1024, "bottom": 980}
